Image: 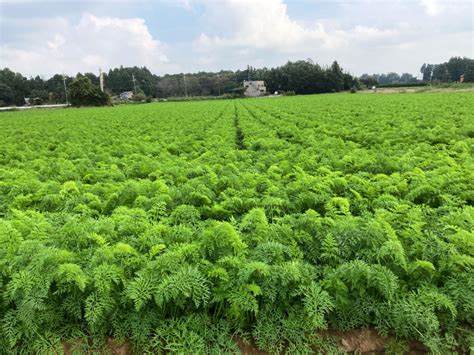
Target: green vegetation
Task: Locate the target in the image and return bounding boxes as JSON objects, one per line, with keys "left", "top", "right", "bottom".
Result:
{"left": 0, "top": 60, "right": 358, "bottom": 106}
{"left": 2, "top": 56, "right": 473, "bottom": 107}
{"left": 360, "top": 56, "right": 474, "bottom": 88}
{"left": 421, "top": 57, "right": 474, "bottom": 83}
{"left": 0, "top": 92, "right": 473, "bottom": 353}
{"left": 69, "top": 77, "right": 110, "bottom": 107}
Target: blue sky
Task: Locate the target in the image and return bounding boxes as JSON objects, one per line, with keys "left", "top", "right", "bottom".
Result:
{"left": 1, "top": 0, "right": 473, "bottom": 77}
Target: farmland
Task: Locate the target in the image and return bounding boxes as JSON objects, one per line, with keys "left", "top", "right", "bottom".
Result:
{"left": 0, "top": 92, "right": 473, "bottom": 353}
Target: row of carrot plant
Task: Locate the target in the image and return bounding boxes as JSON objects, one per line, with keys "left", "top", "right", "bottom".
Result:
{"left": 0, "top": 92, "right": 472, "bottom": 353}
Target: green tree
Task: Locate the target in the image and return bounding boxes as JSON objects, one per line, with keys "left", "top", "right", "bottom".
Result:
{"left": 46, "top": 74, "right": 73, "bottom": 103}
{"left": 68, "top": 76, "right": 110, "bottom": 107}
{"left": 400, "top": 73, "right": 416, "bottom": 83}
{"left": 359, "top": 74, "right": 378, "bottom": 87}
{"left": 420, "top": 63, "right": 434, "bottom": 82}
{"left": 464, "top": 61, "right": 474, "bottom": 82}
{"left": 386, "top": 72, "right": 401, "bottom": 83}
{"left": 29, "top": 89, "right": 49, "bottom": 105}
{"left": 329, "top": 61, "right": 345, "bottom": 91}
{"left": 131, "top": 91, "right": 146, "bottom": 102}
{"left": 107, "top": 66, "right": 158, "bottom": 97}
{"left": 82, "top": 72, "right": 100, "bottom": 86}
{"left": 432, "top": 63, "right": 450, "bottom": 82}
{"left": 0, "top": 68, "right": 27, "bottom": 105}
{"left": 343, "top": 73, "right": 359, "bottom": 90}
{"left": 446, "top": 57, "right": 466, "bottom": 82}
{"left": 0, "top": 83, "right": 14, "bottom": 106}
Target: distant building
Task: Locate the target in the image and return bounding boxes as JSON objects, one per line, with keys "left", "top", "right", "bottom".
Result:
{"left": 243, "top": 80, "right": 266, "bottom": 97}
{"left": 460, "top": 74, "right": 465, "bottom": 83}
{"left": 24, "top": 97, "right": 42, "bottom": 106}
{"left": 119, "top": 91, "right": 134, "bottom": 100}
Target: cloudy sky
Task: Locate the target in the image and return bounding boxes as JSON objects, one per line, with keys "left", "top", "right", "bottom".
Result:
{"left": 0, "top": 0, "right": 472, "bottom": 77}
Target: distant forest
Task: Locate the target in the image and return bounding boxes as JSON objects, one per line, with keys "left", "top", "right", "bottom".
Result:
{"left": 360, "top": 57, "right": 474, "bottom": 87}
{"left": 0, "top": 56, "right": 473, "bottom": 106}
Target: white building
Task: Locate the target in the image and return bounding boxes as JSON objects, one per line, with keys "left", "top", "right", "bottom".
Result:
{"left": 119, "top": 91, "right": 134, "bottom": 100}
{"left": 243, "top": 80, "right": 266, "bottom": 97}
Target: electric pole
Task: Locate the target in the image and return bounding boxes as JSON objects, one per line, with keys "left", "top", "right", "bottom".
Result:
{"left": 62, "top": 75, "right": 69, "bottom": 105}
{"left": 132, "top": 74, "right": 137, "bottom": 94}
{"left": 99, "top": 68, "right": 104, "bottom": 92}
{"left": 183, "top": 73, "right": 188, "bottom": 97}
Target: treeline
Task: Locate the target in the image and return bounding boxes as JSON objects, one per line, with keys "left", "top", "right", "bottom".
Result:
{"left": 0, "top": 59, "right": 357, "bottom": 106}
{"left": 359, "top": 72, "right": 419, "bottom": 87}
{"left": 0, "top": 71, "right": 74, "bottom": 107}
{"left": 360, "top": 56, "right": 474, "bottom": 87}
{"left": 359, "top": 57, "right": 474, "bottom": 87}
{"left": 2, "top": 56, "right": 472, "bottom": 106}
{"left": 256, "top": 60, "right": 359, "bottom": 94}
{"left": 420, "top": 57, "right": 474, "bottom": 83}
{"left": 156, "top": 60, "right": 358, "bottom": 97}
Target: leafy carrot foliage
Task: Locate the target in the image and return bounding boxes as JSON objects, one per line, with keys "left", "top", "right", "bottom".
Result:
{"left": 0, "top": 93, "right": 473, "bottom": 353}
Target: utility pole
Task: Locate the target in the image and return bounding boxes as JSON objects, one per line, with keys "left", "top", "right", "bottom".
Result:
{"left": 132, "top": 74, "right": 137, "bottom": 94}
{"left": 62, "top": 75, "right": 69, "bottom": 105}
{"left": 217, "top": 73, "right": 221, "bottom": 96}
{"left": 99, "top": 68, "right": 104, "bottom": 92}
{"left": 183, "top": 73, "right": 188, "bottom": 97}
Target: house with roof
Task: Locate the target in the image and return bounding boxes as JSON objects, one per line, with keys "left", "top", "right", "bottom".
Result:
{"left": 243, "top": 80, "right": 266, "bottom": 97}
{"left": 119, "top": 91, "right": 134, "bottom": 100}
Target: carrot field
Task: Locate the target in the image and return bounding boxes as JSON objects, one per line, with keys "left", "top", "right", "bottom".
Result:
{"left": 0, "top": 92, "right": 473, "bottom": 353}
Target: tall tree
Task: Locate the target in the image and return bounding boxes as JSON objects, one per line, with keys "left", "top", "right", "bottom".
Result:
{"left": 446, "top": 57, "right": 467, "bottom": 82}
{"left": 432, "top": 63, "right": 450, "bottom": 82}
{"left": 0, "top": 83, "right": 14, "bottom": 106}
{"left": 0, "top": 68, "right": 28, "bottom": 106}
{"left": 46, "top": 74, "right": 73, "bottom": 103}
{"left": 420, "top": 63, "right": 434, "bottom": 82}
{"left": 329, "top": 61, "right": 345, "bottom": 91}
{"left": 399, "top": 73, "right": 416, "bottom": 83}
{"left": 464, "top": 61, "right": 474, "bottom": 82}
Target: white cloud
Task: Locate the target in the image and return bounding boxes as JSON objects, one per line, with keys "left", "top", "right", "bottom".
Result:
{"left": 168, "top": 0, "right": 194, "bottom": 10}
{"left": 181, "top": 0, "right": 473, "bottom": 75}
{"left": 420, "top": 0, "right": 444, "bottom": 15}
{"left": 190, "top": 0, "right": 403, "bottom": 70}
{"left": 1, "top": 0, "right": 472, "bottom": 76}
{"left": 186, "top": 0, "right": 402, "bottom": 44}
{"left": 0, "top": 13, "right": 170, "bottom": 76}
{"left": 420, "top": 0, "right": 473, "bottom": 16}
{"left": 193, "top": 0, "right": 325, "bottom": 50}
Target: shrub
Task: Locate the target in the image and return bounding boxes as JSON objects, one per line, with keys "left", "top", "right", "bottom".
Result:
{"left": 68, "top": 77, "right": 110, "bottom": 107}
{"left": 132, "top": 92, "right": 146, "bottom": 102}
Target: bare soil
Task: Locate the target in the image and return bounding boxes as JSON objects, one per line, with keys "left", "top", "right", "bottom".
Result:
{"left": 63, "top": 329, "right": 428, "bottom": 354}
{"left": 234, "top": 336, "right": 268, "bottom": 355}
{"left": 322, "top": 328, "right": 388, "bottom": 353}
